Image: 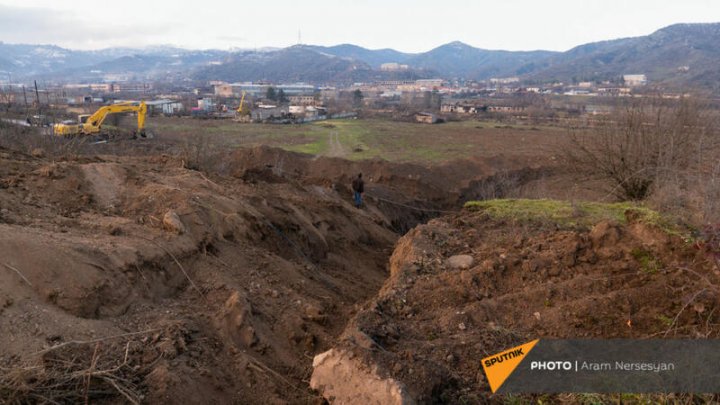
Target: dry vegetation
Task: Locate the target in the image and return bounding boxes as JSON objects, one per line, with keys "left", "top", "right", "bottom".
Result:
{"left": 566, "top": 97, "right": 720, "bottom": 224}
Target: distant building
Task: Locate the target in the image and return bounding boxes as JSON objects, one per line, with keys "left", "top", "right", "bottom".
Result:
{"left": 623, "top": 74, "right": 647, "bottom": 86}
{"left": 162, "top": 102, "right": 184, "bottom": 115}
{"left": 380, "top": 90, "right": 402, "bottom": 98}
{"left": 214, "top": 84, "right": 233, "bottom": 97}
{"left": 319, "top": 87, "right": 338, "bottom": 100}
{"left": 277, "top": 83, "right": 316, "bottom": 95}
{"left": 90, "top": 84, "right": 112, "bottom": 92}
{"left": 441, "top": 103, "right": 483, "bottom": 114}
{"left": 62, "top": 83, "right": 112, "bottom": 93}
{"left": 487, "top": 105, "right": 525, "bottom": 113}
{"left": 197, "top": 97, "right": 215, "bottom": 112}
{"left": 414, "top": 112, "right": 438, "bottom": 124}
{"left": 288, "top": 95, "right": 316, "bottom": 105}
{"left": 214, "top": 82, "right": 317, "bottom": 98}
{"left": 563, "top": 89, "right": 591, "bottom": 96}
{"left": 305, "top": 106, "right": 320, "bottom": 118}
{"left": 252, "top": 105, "right": 289, "bottom": 121}
{"left": 490, "top": 77, "right": 520, "bottom": 84}
{"left": 111, "top": 83, "right": 153, "bottom": 93}
{"left": 414, "top": 79, "right": 444, "bottom": 90}
{"left": 288, "top": 105, "right": 305, "bottom": 114}
{"left": 598, "top": 87, "right": 631, "bottom": 96}
{"left": 144, "top": 99, "right": 184, "bottom": 115}
{"left": 380, "top": 63, "right": 410, "bottom": 71}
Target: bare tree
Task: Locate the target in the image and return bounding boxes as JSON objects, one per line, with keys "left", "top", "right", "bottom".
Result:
{"left": 566, "top": 97, "right": 719, "bottom": 201}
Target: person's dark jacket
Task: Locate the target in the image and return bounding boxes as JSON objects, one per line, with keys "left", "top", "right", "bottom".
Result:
{"left": 352, "top": 177, "right": 364, "bottom": 193}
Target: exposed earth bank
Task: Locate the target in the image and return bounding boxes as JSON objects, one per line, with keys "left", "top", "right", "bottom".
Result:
{"left": 311, "top": 200, "right": 720, "bottom": 404}
{"left": 3, "top": 142, "right": 714, "bottom": 404}
{"left": 0, "top": 145, "right": 550, "bottom": 404}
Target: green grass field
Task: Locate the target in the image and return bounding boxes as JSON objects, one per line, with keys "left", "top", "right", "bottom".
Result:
{"left": 150, "top": 117, "right": 568, "bottom": 163}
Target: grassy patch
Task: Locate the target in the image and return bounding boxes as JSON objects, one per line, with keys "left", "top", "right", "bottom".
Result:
{"left": 630, "top": 248, "right": 662, "bottom": 273}
{"left": 150, "top": 116, "right": 569, "bottom": 163}
{"left": 463, "top": 199, "right": 679, "bottom": 233}
{"left": 656, "top": 314, "right": 674, "bottom": 327}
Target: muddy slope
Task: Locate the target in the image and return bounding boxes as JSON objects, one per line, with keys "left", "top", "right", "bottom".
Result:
{"left": 219, "top": 145, "right": 552, "bottom": 232}
{"left": 0, "top": 144, "right": 557, "bottom": 403}
{"left": 0, "top": 145, "right": 401, "bottom": 403}
{"left": 312, "top": 206, "right": 720, "bottom": 403}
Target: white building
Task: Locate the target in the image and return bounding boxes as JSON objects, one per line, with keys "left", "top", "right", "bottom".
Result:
{"left": 412, "top": 79, "right": 444, "bottom": 90}
{"left": 214, "top": 82, "right": 316, "bottom": 97}
{"left": 162, "top": 102, "right": 184, "bottom": 115}
{"left": 623, "top": 74, "right": 647, "bottom": 86}
{"left": 490, "top": 77, "right": 520, "bottom": 84}
{"left": 197, "top": 98, "right": 215, "bottom": 111}
{"left": 380, "top": 63, "right": 410, "bottom": 71}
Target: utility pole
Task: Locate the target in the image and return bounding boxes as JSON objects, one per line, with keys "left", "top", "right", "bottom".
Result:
{"left": 33, "top": 80, "right": 40, "bottom": 107}
{"left": 22, "top": 85, "right": 28, "bottom": 112}
{"left": 34, "top": 80, "right": 41, "bottom": 118}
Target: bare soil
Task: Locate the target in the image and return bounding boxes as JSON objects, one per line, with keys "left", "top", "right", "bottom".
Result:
{"left": 332, "top": 208, "right": 720, "bottom": 403}
{"left": 0, "top": 141, "right": 545, "bottom": 404}
{"left": 1, "top": 124, "right": 707, "bottom": 404}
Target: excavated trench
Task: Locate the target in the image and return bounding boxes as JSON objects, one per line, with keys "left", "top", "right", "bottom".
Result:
{"left": 208, "top": 148, "right": 557, "bottom": 399}
{"left": 6, "top": 139, "right": 715, "bottom": 404}
{"left": 0, "top": 144, "right": 555, "bottom": 404}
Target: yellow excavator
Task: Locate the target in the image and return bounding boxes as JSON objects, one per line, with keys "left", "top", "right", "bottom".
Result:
{"left": 53, "top": 101, "right": 147, "bottom": 138}
{"left": 236, "top": 91, "right": 247, "bottom": 115}
{"left": 234, "top": 91, "right": 251, "bottom": 122}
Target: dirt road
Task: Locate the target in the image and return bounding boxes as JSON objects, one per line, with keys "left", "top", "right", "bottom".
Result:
{"left": 327, "top": 130, "right": 345, "bottom": 157}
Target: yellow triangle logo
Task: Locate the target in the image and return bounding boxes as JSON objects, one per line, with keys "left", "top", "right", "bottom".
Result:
{"left": 481, "top": 339, "right": 539, "bottom": 393}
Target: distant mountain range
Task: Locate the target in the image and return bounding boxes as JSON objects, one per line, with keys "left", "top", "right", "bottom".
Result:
{"left": 526, "top": 23, "right": 720, "bottom": 92}
{"left": 1, "top": 23, "right": 720, "bottom": 91}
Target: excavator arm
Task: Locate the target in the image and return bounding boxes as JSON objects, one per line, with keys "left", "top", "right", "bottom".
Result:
{"left": 54, "top": 101, "right": 147, "bottom": 137}
{"left": 236, "top": 91, "right": 247, "bottom": 114}
{"left": 82, "top": 101, "right": 147, "bottom": 135}
{"left": 136, "top": 102, "right": 147, "bottom": 135}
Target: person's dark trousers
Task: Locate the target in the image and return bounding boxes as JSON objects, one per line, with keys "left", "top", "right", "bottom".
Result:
{"left": 354, "top": 191, "right": 362, "bottom": 208}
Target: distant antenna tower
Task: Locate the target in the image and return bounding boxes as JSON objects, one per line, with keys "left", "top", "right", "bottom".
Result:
{"left": 298, "top": 29, "right": 302, "bottom": 45}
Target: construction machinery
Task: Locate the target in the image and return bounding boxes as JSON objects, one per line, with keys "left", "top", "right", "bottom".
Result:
{"left": 236, "top": 91, "right": 247, "bottom": 115}
{"left": 53, "top": 101, "right": 148, "bottom": 138}
{"left": 234, "top": 91, "right": 251, "bottom": 122}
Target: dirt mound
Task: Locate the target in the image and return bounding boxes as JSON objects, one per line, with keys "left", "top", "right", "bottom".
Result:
{"left": 0, "top": 145, "right": 402, "bottom": 403}
{"left": 313, "top": 200, "right": 720, "bottom": 403}
{"left": 0, "top": 141, "right": 634, "bottom": 403}
{"left": 219, "top": 145, "right": 551, "bottom": 231}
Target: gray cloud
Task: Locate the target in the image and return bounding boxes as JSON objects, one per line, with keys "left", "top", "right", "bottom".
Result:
{"left": 0, "top": 5, "right": 173, "bottom": 48}
{"left": 215, "top": 35, "right": 246, "bottom": 43}
{"left": 1, "top": 1, "right": 720, "bottom": 52}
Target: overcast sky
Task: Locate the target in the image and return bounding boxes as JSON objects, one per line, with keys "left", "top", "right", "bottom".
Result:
{"left": 1, "top": 0, "right": 719, "bottom": 52}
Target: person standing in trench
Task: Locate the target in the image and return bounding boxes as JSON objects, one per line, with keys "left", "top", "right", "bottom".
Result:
{"left": 352, "top": 173, "right": 364, "bottom": 208}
